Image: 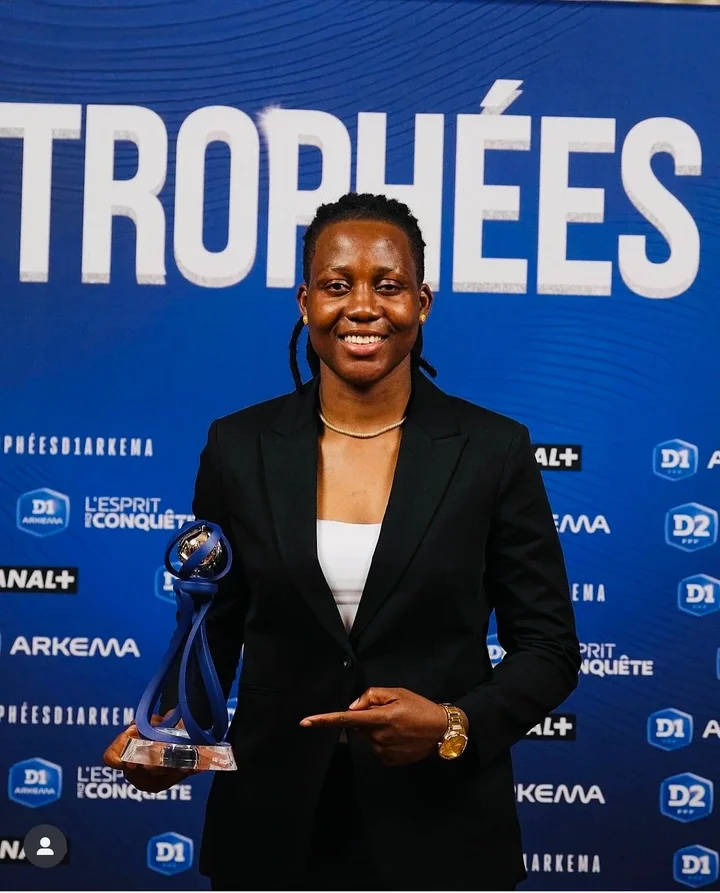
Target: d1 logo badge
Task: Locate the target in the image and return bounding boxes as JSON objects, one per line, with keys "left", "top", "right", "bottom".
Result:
{"left": 486, "top": 634, "right": 505, "bottom": 668}
{"left": 154, "top": 567, "right": 175, "bottom": 604}
{"left": 673, "top": 845, "right": 719, "bottom": 889}
{"left": 654, "top": 440, "right": 699, "bottom": 481}
{"left": 665, "top": 504, "right": 718, "bottom": 553}
{"left": 147, "top": 832, "right": 193, "bottom": 876}
{"left": 647, "top": 708, "right": 693, "bottom": 751}
{"left": 660, "top": 773, "right": 714, "bottom": 823}
{"left": 16, "top": 488, "right": 70, "bottom": 538}
{"left": 8, "top": 757, "right": 62, "bottom": 808}
{"left": 678, "top": 574, "right": 720, "bottom": 617}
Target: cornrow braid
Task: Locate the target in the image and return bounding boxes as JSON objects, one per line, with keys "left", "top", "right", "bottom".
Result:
{"left": 289, "top": 192, "right": 437, "bottom": 390}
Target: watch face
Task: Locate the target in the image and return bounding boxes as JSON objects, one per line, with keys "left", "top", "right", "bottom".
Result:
{"left": 439, "top": 734, "right": 467, "bottom": 758}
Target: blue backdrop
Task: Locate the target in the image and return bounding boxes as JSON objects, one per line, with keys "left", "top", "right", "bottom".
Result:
{"left": 1, "top": 0, "right": 718, "bottom": 889}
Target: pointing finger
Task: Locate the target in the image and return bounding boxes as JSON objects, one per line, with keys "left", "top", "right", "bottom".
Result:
{"left": 299, "top": 708, "right": 390, "bottom": 728}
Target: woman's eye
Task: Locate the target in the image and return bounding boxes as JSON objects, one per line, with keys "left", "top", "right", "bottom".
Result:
{"left": 378, "top": 282, "right": 402, "bottom": 293}
{"left": 325, "top": 281, "right": 347, "bottom": 292}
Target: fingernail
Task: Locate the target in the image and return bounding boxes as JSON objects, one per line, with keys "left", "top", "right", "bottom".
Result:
{"left": 349, "top": 698, "right": 359, "bottom": 708}
{"left": 300, "top": 719, "right": 312, "bottom": 726}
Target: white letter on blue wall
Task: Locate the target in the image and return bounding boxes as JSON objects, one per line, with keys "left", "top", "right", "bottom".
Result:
{"left": 619, "top": 117, "right": 701, "bottom": 298}
{"left": 0, "top": 103, "right": 81, "bottom": 283}
{"left": 537, "top": 116, "right": 615, "bottom": 295}
{"left": 452, "top": 113, "right": 531, "bottom": 293}
{"left": 81, "top": 105, "right": 167, "bottom": 285}
{"left": 174, "top": 106, "right": 259, "bottom": 287}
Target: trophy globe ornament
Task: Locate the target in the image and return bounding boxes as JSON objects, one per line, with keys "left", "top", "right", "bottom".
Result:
{"left": 120, "top": 520, "right": 238, "bottom": 771}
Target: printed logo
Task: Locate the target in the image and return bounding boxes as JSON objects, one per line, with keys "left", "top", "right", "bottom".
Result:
{"left": 3, "top": 433, "right": 153, "bottom": 458}
{"left": 16, "top": 489, "right": 70, "bottom": 538}
{"left": 553, "top": 514, "right": 610, "bottom": 534}
{"left": 76, "top": 766, "right": 192, "bottom": 801}
{"left": 666, "top": 504, "right": 718, "bottom": 553}
{"left": 673, "top": 845, "right": 719, "bottom": 889}
{"left": 526, "top": 714, "right": 577, "bottom": 740}
{"left": 0, "top": 567, "right": 77, "bottom": 594}
{"left": 702, "top": 719, "right": 720, "bottom": 740}
{"left": 155, "top": 567, "right": 175, "bottom": 604}
{"left": 515, "top": 783, "right": 605, "bottom": 805}
{"left": 8, "top": 758, "right": 62, "bottom": 808}
{"left": 487, "top": 634, "right": 505, "bottom": 667}
{"left": 654, "top": 440, "right": 699, "bottom": 481}
{"left": 647, "top": 708, "right": 693, "bottom": 751}
{"left": 147, "top": 832, "right": 194, "bottom": 876}
{"left": 570, "top": 582, "right": 606, "bottom": 604}
{"left": 0, "top": 838, "right": 28, "bottom": 864}
{"left": 84, "top": 497, "right": 193, "bottom": 532}
{"left": 0, "top": 703, "right": 135, "bottom": 727}
{"left": 580, "top": 642, "right": 654, "bottom": 678}
{"left": 523, "top": 853, "right": 601, "bottom": 875}
{"left": 678, "top": 574, "right": 720, "bottom": 617}
{"left": 660, "top": 773, "right": 714, "bottom": 823}
{"left": 5, "top": 636, "right": 139, "bottom": 658}
{"left": 533, "top": 445, "right": 582, "bottom": 470}
{"left": 227, "top": 697, "right": 237, "bottom": 723}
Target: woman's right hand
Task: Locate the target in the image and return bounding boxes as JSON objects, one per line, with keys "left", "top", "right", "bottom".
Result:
{"left": 102, "top": 713, "right": 199, "bottom": 793}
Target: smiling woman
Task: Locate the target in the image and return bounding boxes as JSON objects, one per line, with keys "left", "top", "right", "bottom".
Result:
{"left": 289, "top": 193, "right": 437, "bottom": 392}
{"left": 103, "top": 191, "right": 580, "bottom": 892}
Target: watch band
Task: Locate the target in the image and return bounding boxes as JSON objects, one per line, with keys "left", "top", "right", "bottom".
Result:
{"left": 440, "top": 703, "right": 466, "bottom": 736}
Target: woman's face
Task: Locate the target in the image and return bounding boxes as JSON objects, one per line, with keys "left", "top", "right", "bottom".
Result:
{"left": 298, "top": 219, "right": 432, "bottom": 387}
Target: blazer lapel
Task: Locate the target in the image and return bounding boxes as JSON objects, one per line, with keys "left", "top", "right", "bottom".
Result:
{"left": 260, "top": 375, "right": 350, "bottom": 651}
{"left": 260, "top": 366, "right": 468, "bottom": 651}
{"left": 349, "top": 367, "right": 468, "bottom": 644}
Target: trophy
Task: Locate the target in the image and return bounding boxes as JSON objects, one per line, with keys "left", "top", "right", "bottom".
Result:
{"left": 121, "top": 520, "right": 237, "bottom": 771}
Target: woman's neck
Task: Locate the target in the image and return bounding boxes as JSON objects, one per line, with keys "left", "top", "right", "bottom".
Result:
{"left": 318, "top": 361, "right": 412, "bottom": 431}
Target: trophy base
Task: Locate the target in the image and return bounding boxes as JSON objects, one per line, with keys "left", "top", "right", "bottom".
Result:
{"left": 121, "top": 731, "right": 236, "bottom": 771}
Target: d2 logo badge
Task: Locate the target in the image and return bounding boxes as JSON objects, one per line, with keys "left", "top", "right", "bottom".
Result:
{"left": 147, "top": 832, "right": 193, "bottom": 876}
{"left": 660, "top": 773, "right": 714, "bottom": 823}
{"left": 654, "top": 440, "right": 699, "bottom": 481}
{"left": 665, "top": 504, "right": 718, "bottom": 553}
{"left": 16, "top": 488, "right": 70, "bottom": 538}
{"left": 8, "top": 758, "right": 62, "bottom": 808}
{"left": 647, "top": 708, "right": 693, "bottom": 751}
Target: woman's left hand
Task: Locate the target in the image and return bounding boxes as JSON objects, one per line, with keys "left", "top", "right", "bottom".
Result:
{"left": 299, "top": 687, "right": 465, "bottom": 766}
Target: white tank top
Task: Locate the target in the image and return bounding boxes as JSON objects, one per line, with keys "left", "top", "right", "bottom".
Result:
{"left": 317, "top": 519, "right": 380, "bottom": 744}
{"left": 316, "top": 519, "right": 381, "bottom": 632}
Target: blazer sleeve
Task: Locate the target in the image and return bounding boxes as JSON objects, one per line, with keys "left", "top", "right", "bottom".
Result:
{"left": 455, "top": 423, "right": 581, "bottom": 766}
{"left": 158, "top": 419, "right": 250, "bottom": 721}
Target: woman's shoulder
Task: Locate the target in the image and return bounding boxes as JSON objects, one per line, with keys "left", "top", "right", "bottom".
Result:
{"left": 211, "top": 388, "right": 294, "bottom": 438}
{"left": 443, "top": 388, "right": 528, "bottom": 444}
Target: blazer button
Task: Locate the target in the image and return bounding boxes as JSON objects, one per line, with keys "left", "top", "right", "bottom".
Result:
{"left": 342, "top": 657, "right": 353, "bottom": 669}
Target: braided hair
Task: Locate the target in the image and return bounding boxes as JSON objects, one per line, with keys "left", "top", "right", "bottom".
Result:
{"left": 289, "top": 192, "right": 437, "bottom": 390}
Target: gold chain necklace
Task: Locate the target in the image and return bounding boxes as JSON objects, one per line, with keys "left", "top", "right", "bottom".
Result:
{"left": 318, "top": 409, "right": 406, "bottom": 439}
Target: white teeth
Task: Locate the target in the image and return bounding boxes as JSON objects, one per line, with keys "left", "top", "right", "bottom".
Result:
{"left": 342, "top": 335, "right": 384, "bottom": 344}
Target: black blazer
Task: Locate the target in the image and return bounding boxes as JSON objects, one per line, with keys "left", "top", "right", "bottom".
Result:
{"left": 167, "top": 364, "right": 580, "bottom": 890}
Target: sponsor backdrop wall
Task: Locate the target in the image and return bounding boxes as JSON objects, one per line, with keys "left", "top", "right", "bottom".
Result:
{"left": 1, "top": 0, "right": 718, "bottom": 889}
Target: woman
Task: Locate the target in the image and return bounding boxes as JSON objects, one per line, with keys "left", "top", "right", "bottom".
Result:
{"left": 104, "top": 193, "right": 580, "bottom": 891}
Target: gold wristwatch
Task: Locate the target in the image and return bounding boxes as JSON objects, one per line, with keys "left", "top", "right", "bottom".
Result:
{"left": 437, "top": 704, "right": 468, "bottom": 759}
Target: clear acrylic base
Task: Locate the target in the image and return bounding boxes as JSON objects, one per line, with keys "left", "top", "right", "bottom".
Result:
{"left": 121, "top": 730, "right": 237, "bottom": 771}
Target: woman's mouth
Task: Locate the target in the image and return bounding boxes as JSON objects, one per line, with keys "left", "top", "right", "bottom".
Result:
{"left": 338, "top": 333, "right": 387, "bottom": 356}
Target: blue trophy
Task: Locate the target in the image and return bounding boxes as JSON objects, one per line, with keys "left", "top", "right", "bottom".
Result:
{"left": 121, "top": 520, "right": 237, "bottom": 771}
